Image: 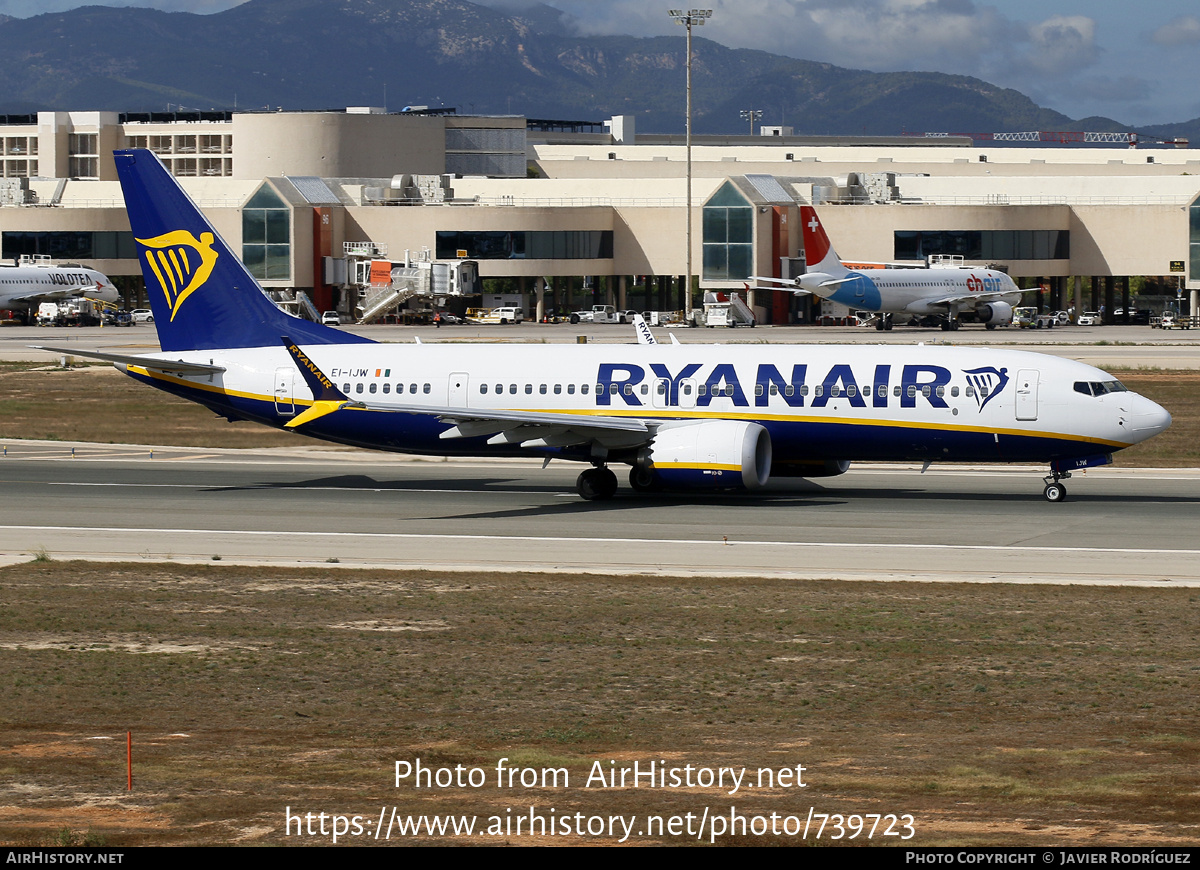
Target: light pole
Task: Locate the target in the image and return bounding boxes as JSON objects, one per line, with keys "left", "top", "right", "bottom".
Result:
{"left": 668, "top": 8, "right": 711, "bottom": 321}
{"left": 740, "top": 108, "right": 762, "bottom": 136}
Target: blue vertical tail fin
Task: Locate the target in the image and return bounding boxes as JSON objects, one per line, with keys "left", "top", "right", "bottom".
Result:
{"left": 114, "top": 148, "right": 371, "bottom": 352}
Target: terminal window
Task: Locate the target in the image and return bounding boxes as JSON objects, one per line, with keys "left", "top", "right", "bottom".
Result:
{"left": 895, "top": 230, "right": 1069, "bottom": 261}
{"left": 702, "top": 182, "right": 754, "bottom": 281}
{"left": 1190, "top": 202, "right": 1200, "bottom": 282}
{"left": 435, "top": 231, "right": 612, "bottom": 260}
{"left": 242, "top": 184, "right": 291, "bottom": 281}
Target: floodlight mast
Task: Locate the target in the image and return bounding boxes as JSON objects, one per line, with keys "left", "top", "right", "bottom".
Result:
{"left": 740, "top": 108, "right": 763, "bottom": 136}
{"left": 668, "top": 9, "right": 711, "bottom": 321}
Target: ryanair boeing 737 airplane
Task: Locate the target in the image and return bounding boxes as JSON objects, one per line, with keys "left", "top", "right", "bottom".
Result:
{"left": 39, "top": 150, "right": 1171, "bottom": 503}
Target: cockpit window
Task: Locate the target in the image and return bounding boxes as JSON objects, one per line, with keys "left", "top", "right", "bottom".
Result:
{"left": 1074, "top": 380, "right": 1128, "bottom": 397}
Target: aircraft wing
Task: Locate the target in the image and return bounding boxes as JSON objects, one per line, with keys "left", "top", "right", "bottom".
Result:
{"left": 927, "top": 291, "right": 1017, "bottom": 307}
{"left": 279, "top": 336, "right": 650, "bottom": 450}
{"left": 8, "top": 288, "right": 92, "bottom": 305}
{"left": 748, "top": 276, "right": 811, "bottom": 295}
{"left": 631, "top": 314, "right": 657, "bottom": 345}
{"left": 32, "top": 346, "right": 227, "bottom": 375}
{"left": 341, "top": 401, "right": 653, "bottom": 450}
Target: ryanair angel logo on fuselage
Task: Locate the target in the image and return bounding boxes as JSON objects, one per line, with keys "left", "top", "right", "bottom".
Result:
{"left": 136, "top": 230, "right": 219, "bottom": 321}
{"left": 963, "top": 366, "right": 1009, "bottom": 412}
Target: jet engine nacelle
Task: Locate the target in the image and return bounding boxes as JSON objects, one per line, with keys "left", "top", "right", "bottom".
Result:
{"left": 636, "top": 420, "right": 772, "bottom": 491}
{"left": 976, "top": 301, "right": 1014, "bottom": 326}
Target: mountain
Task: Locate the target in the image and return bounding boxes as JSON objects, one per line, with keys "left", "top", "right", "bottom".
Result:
{"left": 0, "top": 0, "right": 1192, "bottom": 140}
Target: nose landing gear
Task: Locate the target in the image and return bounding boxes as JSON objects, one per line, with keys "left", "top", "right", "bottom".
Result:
{"left": 1042, "top": 470, "right": 1070, "bottom": 502}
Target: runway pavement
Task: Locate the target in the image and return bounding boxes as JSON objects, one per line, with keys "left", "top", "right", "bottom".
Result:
{"left": 1, "top": 441, "right": 1196, "bottom": 586}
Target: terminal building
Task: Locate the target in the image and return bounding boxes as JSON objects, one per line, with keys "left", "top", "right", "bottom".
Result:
{"left": 0, "top": 108, "right": 1196, "bottom": 324}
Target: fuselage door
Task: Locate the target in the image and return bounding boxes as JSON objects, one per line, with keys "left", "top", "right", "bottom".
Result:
{"left": 652, "top": 378, "right": 698, "bottom": 410}
{"left": 1015, "top": 368, "right": 1039, "bottom": 421}
{"left": 274, "top": 367, "right": 295, "bottom": 416}
{"left": 678, "top": 378, "right": 698, "bottom": 409}
{"left": 652, "top": 378, "right": 670, "bottom": 409}
{"left": 448, "top": 372, "right": 469, "bottom": 407}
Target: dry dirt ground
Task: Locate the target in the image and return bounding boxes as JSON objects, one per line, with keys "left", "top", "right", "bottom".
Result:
{"left": 0, "top": 564, "right": 1197, "bottom": 847}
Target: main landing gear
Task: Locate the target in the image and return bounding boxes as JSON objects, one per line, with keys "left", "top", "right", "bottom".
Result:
{"left": 939, "top": 317, "right": 961, "bottom": 331}
{"left": 577, "top": 464, "right": 618, "bottom": 501}
{"left": 873, "top": 314, "right": 894, "bottom": 331}
{"left": 1042, "top": 469, "right": 1070, "bottom": 503}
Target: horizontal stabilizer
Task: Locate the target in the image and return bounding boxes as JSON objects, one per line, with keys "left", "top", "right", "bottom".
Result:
{"left": 32, "top": 345, "right": 226, "bottom": 375}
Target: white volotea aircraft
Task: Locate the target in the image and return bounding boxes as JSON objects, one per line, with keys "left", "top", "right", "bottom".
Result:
{"left": 0, "top": 256, "right": 117, "bottom": 320}
{"left": 39, "top": 150, "right": 1170, "bottom": 503}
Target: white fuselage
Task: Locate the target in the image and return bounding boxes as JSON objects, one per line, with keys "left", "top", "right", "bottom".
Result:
{"left": 127, "top": 341, "right": 1168, "bottom": 466}
{"left": 807, "top": 266, "right": 1022, "bottom": 318}
{"left": 0, "top": 264, "right": 117, "bottom": 309}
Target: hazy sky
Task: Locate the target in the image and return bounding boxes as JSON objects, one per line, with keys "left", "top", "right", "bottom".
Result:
{"left": 0, "top": 0, "right": 1195, "bottom": 126}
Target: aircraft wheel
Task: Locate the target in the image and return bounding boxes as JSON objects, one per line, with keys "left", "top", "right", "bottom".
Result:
{"left": 578, "top": 467, "right": 618, "bottom": 501}
{"left": 875, "top": 320, "right": 884, "bottom": 331}
{"left": 985, "top": 323, "right": 997, "bottom": 330}
{"left": 940, "top": 321, "right": 951, "bottom": 331}
{"left": 1043, "top": 482, "right": 1067, "bottom": 503}
{"left": 629, "top": 466, "right": 662, "bottom": 494}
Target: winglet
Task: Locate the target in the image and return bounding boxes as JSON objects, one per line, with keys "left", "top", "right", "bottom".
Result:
{"left": 281, "top": 336, "right": 358, "bottom": 428}
{"left": 631, "top": 313, "right": 657, "bottom": 345}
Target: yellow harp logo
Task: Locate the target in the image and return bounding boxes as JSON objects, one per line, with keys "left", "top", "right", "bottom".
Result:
{"left": 136, "top": 230, "right": 219, "bottom": 321}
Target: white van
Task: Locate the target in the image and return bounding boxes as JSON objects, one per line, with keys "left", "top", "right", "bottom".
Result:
{"left": 477, "top": 306, "right": 524, "bottom": 324}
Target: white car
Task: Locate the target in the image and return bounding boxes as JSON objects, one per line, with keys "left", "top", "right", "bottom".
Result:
{"left": 130, "top": 308, "right": 154, "bottom": 323}
{"left": 1077, "top": 311, "right": 1100, "bottom": 326}
{"left": 321, "top": 311, "right": 342, "bottom": 326}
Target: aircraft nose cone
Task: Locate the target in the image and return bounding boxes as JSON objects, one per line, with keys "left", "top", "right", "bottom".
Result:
{"left": 1128, "top": 394, "right": 1171, "bottom": 440}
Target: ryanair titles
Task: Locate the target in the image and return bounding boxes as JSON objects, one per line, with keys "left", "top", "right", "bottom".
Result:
{"left": 593, "top": 362, "right": 1007, "bottom": 412}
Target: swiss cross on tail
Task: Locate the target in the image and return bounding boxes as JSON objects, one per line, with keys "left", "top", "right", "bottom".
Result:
{"left": 799, "top": 205, "right": 838, "bottom": 271}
